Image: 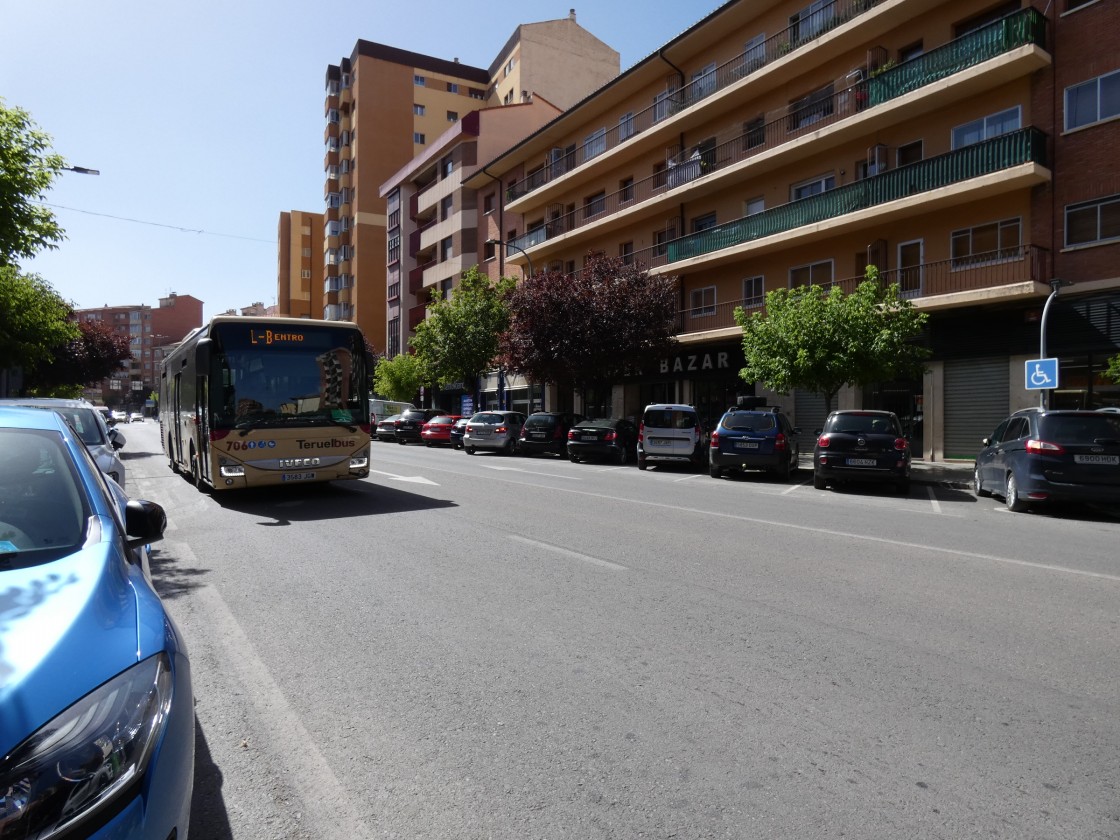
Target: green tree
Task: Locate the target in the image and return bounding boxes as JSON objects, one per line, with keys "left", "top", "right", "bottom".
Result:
{"left": 1105, "top": 353, "right": 1120, "bottom": 384}
{"left": 734, "top": 267, "right": 929, "bottom": 409}
{"left": 373, "top": 352, "right": 428, "bottom": 403}
{"left": 500, "top": 252, "right": 678, "bottom": 403}
{"left": 26, "top": 318, "right": 132, "bottom": 394}
{"left": 1, "top": 99, "right": 66, "bottom": 265}
{"left": 410, "top": 266, "right": 515, "bottom": 392}
{"left": 0, "top": 265, "right": 78, "bottom": 375}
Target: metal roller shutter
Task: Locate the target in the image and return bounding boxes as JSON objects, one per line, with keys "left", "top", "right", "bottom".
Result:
{"left": 943, "top": 357, "right": 1009, "bottom": 460}
{"left": 794, "top": 390, "right": 835, "bottom": 454}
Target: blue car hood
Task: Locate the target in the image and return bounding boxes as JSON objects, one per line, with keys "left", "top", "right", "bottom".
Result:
{"left": 0, "top": 517, "right": 139, "bottom": 757}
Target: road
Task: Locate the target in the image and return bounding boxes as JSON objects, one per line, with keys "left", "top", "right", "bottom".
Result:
{"left": 119, "top": 421, "right": 1120, "bottom": 840}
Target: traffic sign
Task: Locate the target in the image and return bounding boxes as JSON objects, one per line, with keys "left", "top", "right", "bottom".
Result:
{"left": 1025, "top": 358, "right": 1059, "bottom": 390}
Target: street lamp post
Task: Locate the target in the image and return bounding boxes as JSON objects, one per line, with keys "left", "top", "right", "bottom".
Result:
{"left": 486, "top": 237, "right": 533, "bottom": 278}
{"left": 1038, "top": 278, "right": 1070, "bottom": 410}
{"left": 61, "top": 166, "right": 100, "bottom": 175}
{"left": 485, "top": 238, "right": 535, "bottom": 411}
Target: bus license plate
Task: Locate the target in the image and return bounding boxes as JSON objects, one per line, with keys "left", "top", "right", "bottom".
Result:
{"left": 282, "top": 472, "right": 316, "bottom": 482}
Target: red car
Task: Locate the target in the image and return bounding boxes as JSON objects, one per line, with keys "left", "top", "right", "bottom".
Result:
{"left": 420, "top": 414, "right": 462, "bottom": 446}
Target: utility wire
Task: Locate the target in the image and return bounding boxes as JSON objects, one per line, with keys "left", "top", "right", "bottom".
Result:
{"left": 38, "top": 201, "right": 274, "bottom": 244}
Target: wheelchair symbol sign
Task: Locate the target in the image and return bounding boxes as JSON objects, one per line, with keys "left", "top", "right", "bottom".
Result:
{"left": 1025, "top": 358, "right": 1059, "bottom": 390}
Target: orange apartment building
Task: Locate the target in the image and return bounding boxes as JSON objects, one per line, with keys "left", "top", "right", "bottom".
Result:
{"left": 277, "top": 11, "right": 620, "bottom": 357}
{"left": 466, "top": 0, "right": 1120, "bottom": 460}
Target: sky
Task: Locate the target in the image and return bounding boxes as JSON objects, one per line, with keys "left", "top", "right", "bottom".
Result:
{"left": 2, "top": 1, "right": 723, "bottom": 321}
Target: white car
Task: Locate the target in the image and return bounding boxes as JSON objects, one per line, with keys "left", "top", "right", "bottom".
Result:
{"left": 111, "top": 409, "right": 128, "bottom": 424}
{"left": 129, "top": 412, "right": 144, "bottom": 423}
{"left": 0, "top": 398, "right": 128, "bottom": 488}
{"left": 637, "top": 403, "right": 707, "bottom": 471}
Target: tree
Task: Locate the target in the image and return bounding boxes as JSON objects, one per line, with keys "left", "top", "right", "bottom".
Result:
{"left": 1105, "top": 353, "right": 1120, "bottom": 385}
{"left": 500, "top": 252, "right": 678, "bottom": 403}
{"left": 410, "top": 266, "right": 515, "bottom": 392}
{"left": 0, "top": 265, "right": 78, "bottom": 375}
{"left": 734, "top": 267, "right": 929, "bottom": 409}
{"left": 1, "top": 99, "right": 66, "bottom": 265}
{"left": 373, "top": 352, "right": 428, "bottom": 403}
{"left": 25, "top": 318, "right": 132, "bottom": 395}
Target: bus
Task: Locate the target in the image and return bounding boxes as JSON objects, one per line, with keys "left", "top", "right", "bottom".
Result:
{"left": 160, "top": 315, "right": 372, "bottom": 491}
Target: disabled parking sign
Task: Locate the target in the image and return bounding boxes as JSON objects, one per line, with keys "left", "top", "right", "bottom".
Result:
{"left": 1025, "top": 358, "right": 1059, "bottom": 390}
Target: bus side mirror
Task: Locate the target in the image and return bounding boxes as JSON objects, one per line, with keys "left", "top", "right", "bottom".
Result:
{"left": 196, "top": 338, "right": 213, "bottom": 371}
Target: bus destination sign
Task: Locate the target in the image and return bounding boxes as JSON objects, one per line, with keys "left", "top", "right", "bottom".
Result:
{"left": 249, "top": 329, "right": 305, "bottom": 345}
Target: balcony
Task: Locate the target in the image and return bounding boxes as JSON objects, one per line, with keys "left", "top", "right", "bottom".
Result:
{"left": 664, "top": 128, "right": 1047, "bottom": 266}
{"left": 409, "top": 261, "right": 433, "bottom": 295}
{"left": 505, "top": 0, "right": 882, "bottom": 203}
{"left": 408, "top": 303, "right": 427, "bottom": 331}
{"left": 505, "top": 9, "right": 1048, "bottom": 256}
{"left": 672, "top": 244, "right": 1050, "bottom": 336}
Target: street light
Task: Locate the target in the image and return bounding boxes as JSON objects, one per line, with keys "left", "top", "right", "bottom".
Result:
{"left": 61, "top": 166, "right": 100, "bottom": 175}
{"left": 486, "top": 237, "right": 533, "bottom": 278}
{"left": 1039, "top": 278, "right": 1072, "bottom": 409}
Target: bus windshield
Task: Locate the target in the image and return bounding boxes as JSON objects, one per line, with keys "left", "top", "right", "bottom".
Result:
{"left": 210, "top": 325, "right": 367, "bottom": 430}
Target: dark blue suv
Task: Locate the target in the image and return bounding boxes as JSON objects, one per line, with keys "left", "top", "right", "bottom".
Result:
{"left": 709, "top": 404, "right": 800, "bottom": 480}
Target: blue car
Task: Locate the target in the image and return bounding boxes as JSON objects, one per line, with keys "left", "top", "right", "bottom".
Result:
{"left": 0, "top": 407, "right": 194, "bottom": 839}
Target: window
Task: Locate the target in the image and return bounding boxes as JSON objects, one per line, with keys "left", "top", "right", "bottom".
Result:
{"left": 413, "top": 103, "right": 425, "bottom": 116}
{"left": 325, "top": 220, "right": 341, "bottom": 237}
{"left": 742, "top": 34, "right": 766, "bottom": 74}
{"left": 326, "top": 192, "right": 341, "bottom": 209}
{"left": 954, "top": 0, "right": 1018, "bottom": 37}
{"left": 440, "top": 195, "right": 454, "bottom": 221}
{"left": 484, "top": 193, "right": 495, "bottom": 214}
{"left": 388, "top": 236, "right": 400, "bottom": 264}
{"left": 619, "top": 112, "right": 635, "bottom": 140}
{"left": 790, "top": 0, "right": 834, "bottom": 42}
{"left": 653, "top": 161, "right": 668, "bottom": 191}
{"left": 951, "top": 218, "right": 1021, "bottom": 265}
{"left": 326, "top": 136, "right": 339, "bottom": 152}
{"left": 583, "top": 128, "right": 607, "bottom": 161}
{"left": 584, "top": 191, "right": 606, "bottom": 217}
{"left": 413, "top": 132, "right": 426, "bottom": 144}
{"left": 745, "top": 116, "right": 765, "bottom": 149}
{"left": 952, "top": 106, "right": 1021, "bottom": 148}
{"left": 1065, "top": 71, "right": 1120, "bottom": 131}
{"left": 654, "top": 229, "right": 669, "bottom": 257}
{"left": 619, "top": 177, "right": 634, "bottom": 203}
{"left": 441, "top": 156, "right": 454, "bottom": 178}
{"left": 447, "top": 82, "right": 459, "bottom": 93}
{"left": 340, "top": 130, "right": 350, "bottom": 146}
{"left": 327, "top": 80, "right": 339, "bottom": 96}
{"left": 1065, "top": 0, "right": 1095, "bottom": 9}
{"left": 620, "top": 242, "right": 634, "bottom": 265}
{"left": 505, "top": 58, "right": 515, "bottom": 76}
{"left": 326, "top": 108, "right": 339, "bottom": 123}
{"left": 789, "top": 84, "right": 834, "bottom": 131}
{"left": 653, "top": 90, "right": 673, "bottom": 123}
{"left": 897, "top": 140, "right": 923, "bottom": 167}
{"left": 440, "top": 236, "right": 453, "bottom": 261}
{"left": 469, "top": 88, "right": 485, "bottom": 100}
{"left": 484, "top": 240, "right": 496, "bottom": 260}
{"left": 745, "top": 197, "right": 765, "bottom": 216}
{"left": 447, "top": 110, "right": 458, "bottom": 122}
{"left": 414, "top": 75, "right": 426, "bottom": 86}
{"left": 692, "top": 212, "right": 717, "bottom": 233}
{"left": 690, "top": 286, "right": 716, "bottom": 316}
{"left": 789, "top": 260, "right": 834, "bottom": 288}
{"left": 1066, "top": 195, "right": 1120, "bottom": 247}
{"left": 899, "top": 41, "right": 924, "bottom": 62}
{"left": 325, "top": 249, "right": 338, "bottom": 266}
{"left": 791, "top": 173, "right": 835, "bottom": 201}
{"left": 742, "top": 276, "right": 765, "bottom": 308}
{"left": 341, "top": 73, "right": 350, "bottom": 89}
{"left": 301, "top": 248, "right": 312, "bottom": 258}
{"left": 690, "top": 63, "right": 717, "bottom": 101}
{"left": 503, "top": 90, "right": 514, "bottom": 105}
{"left": 300, "top": 269, "right": 311, "bottom": 280}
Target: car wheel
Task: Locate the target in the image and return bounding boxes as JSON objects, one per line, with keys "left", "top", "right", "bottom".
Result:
{"left": 466, "top": 446, "right": 476, "bottom": 455}
{"left": 569, "top": 453, "right": 580, "bottom": 463}
{"left": 709, "top": 461, "right": 722, "bottom": 478}
{"left": 504, "top": 438, "right": 517, "bottom": 456}
{"left": 973, "top": 466, "right": 990, "bottom": 497}
{"left": 637, "top": 458, "right": 648, "bottom": 471}
{"left": 614, "top": 446, "right": 626, "bottom": 465}
{"left": 1005, "top": 471, "right": 1028, "bottom": 513}
{"left": 813, "top": 471, "right": 827, "bottom": 490}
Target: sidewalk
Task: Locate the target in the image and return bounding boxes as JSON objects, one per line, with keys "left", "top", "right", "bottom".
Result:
{"left": 909, "top": 459, "right": 973, "bottom": 489}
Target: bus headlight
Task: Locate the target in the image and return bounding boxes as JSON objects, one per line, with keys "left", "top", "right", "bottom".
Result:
{"left": 219, "top": 464, "right": 246, "bottom": 477}
{"left": 349, "top": 454, "right": 369, "bottom": 471}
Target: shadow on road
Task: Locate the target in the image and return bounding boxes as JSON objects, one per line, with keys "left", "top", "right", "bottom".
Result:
{"left": 148, "top": 545, "right": 212, "bottom": 600}
{"left": 210, "top": 478, "right": 457, "bottom": 524}
{"left": 190, "top": 718, "right": 234, "bottom": 840}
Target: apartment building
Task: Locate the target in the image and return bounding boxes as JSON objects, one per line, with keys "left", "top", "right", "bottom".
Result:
{"left": 467, "top": 0, "right": 1120, "bottom": 460}
{"left": 277, "top": 210, "right": 324, "bottom": 320}
{"left": 278, "top": 11, "right": 620, "bottom": 354}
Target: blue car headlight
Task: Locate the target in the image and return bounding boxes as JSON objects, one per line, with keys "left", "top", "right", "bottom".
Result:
{"left": 0, "top": 653, "right": 173, "bottom": 839}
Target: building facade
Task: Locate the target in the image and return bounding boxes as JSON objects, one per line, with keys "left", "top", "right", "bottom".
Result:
{"left": 277, "top": 210, "right": 325, "bottom": 320}
{"left": 466, "top": 0, "right": 1120, "bottom": 460}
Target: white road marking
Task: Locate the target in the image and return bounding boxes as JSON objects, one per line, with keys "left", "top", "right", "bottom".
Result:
{"left": 781, "top": 479, "right": 808, "bottom": 495}
{"left": 367, "top": 469, "right": 439, "bottom": 485}
{"left": 926, "top": 485, "right": 943, "bottom": 514}
{"left": 673, "top": 473, "right": 702, "bottom": 483}
{"left": 484, "top": 465, "right": 581, "bottom": 480}
{"left": 509, "top": 535, "right": 627, "bottom": 570}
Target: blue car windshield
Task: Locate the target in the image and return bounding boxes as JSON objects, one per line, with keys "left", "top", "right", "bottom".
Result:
{"left": 0, "top": 429, "right": 87, "bottom": 559}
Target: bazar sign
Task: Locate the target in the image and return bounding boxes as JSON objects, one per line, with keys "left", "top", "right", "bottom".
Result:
{"left": 659, "top": 351, "right": 731, "bottom": 374}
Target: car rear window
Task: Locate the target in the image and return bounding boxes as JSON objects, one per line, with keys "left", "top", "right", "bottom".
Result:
{"left": 1040, "top": 414, "right": 1120, "bottom": 443}
{"left": 525, "top": 415, "right": 559, "bottom": 429}
{"left": 643, "top": 409, "right": 697, "bottom": 429}
{"left": 428, "top": 416, "right": 453, "bottom": 425}
{"left": 722, "top": 413, "right": 776, "bottom": 432}
{"left": 472, "top": 413, "right": 504, "bottom": 424}
{"left": 826, "top": 414, "right": 899, "bottom": 435}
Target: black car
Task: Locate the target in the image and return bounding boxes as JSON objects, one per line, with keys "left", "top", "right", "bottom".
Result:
{"left": 974, "top": 408, "right": 1120, "bottom": 512}
{"left": 567, "top": 417, "right": 638, "bottom": 464}
{"left": 395, "top": 408, "right": 446, "bottom": 444}
{"left": 449, "top": 417, "right": 469, "bottom": 450}
{"left": 813, "top": 410, "right": 911, "bottom": 493}
{"left": 709, "top": 405, "right": 800, "bottom": 480}
{"left": 519, "top": 412, "right": 583, "bottom": 457}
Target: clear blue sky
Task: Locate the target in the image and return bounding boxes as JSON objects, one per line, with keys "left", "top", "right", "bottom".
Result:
{"left": 2, "top": 1, "right": 721, "bottom": 321}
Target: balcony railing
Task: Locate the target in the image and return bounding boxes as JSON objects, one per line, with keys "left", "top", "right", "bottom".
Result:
{"left": 671, "top": 244, "right": 1050, "bottom": 335}
{"left": 665, "top": 128, "right": 1047, "bottom": 265}
{"left": 408, "top": 260, "right": 433, "bottom": 295}
{"left": 507, "top": 9, "right": 1046, "bottom": 256}
{"left": 505, "top": 0, "right": 881, "bottom": 203}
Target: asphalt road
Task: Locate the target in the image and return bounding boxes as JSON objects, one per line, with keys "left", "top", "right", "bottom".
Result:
{"left": 119, "top": 421, "right": 1120, "bottom": 840}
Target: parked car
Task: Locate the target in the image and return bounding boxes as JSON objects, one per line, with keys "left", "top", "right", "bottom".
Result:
{"left": 421, "top": 414, "right": 462, "bottom": 446}
{"left": 395, "top": 408, "right": 446, "bottom": 445}
{"left": 709, "top": 405, "right": 800, "bottom": 480}
{"left": 974, "top": 407, "right": 1120, "bottom": 512}
{"left": 129, "top": 411, "right": 144, "bottom": 423}
{"left": 636, "top": 403, "right": 706, "bottom": 470}
{"left": 463, "top": 410, "right": 527, "bottom": 455}
{"left": 0, "top": 406, "right": 194, "bottom": 840}
{"left": 376, "top": 413, "right": 402, "bottom": 442}
{"left": 449, "top": 417, "right": 469, "bottom": 450}
{"left": 813, "top": 410, "right": 911, "bottom": 493}
{"left": 519, "top": 411, "right": 583, "bottom": 457}
{"left": 567, "top": 417, "right": 638, "bottom": 464}
{"left": 0, "top": 397, "right": 128, "bottom": 489}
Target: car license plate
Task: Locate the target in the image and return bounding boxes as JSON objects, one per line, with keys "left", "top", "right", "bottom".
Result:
{"left": 735, "top": 441, "right": 759, "bottom": 449}
{"left": 846, "top": 458, "right": 877, "bottom": 467}
{"left": 531, "top": 432, "right": 546, "bottom": 439}
{"left": 282, "top": 472, "right": 316, "bottom": 482}
{"left": 649, "top": 438, "right": 670, "bottom": 446}
{"left": 582, "top": 434, "right": 597, "bottom": 441}
{"left": 1074, "top": 454, "right": 1119, "bottom": 465}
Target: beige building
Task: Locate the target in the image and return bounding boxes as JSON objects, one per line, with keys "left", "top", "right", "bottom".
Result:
{"left": 468, "top": 0, "right": 1120, "bottom": 459}
{"left": 277, "top": 210, "right": 324, "bottom": 320}
{"left": 277, "top": 11, "right": 620, "bottom": 356}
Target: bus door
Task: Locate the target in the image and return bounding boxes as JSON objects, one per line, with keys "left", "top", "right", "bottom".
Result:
{"left": 197, "top": 376, "right": 212, "bottom": 484}
{"left": 171, "top": 372, "right": 184, "bottom": 467}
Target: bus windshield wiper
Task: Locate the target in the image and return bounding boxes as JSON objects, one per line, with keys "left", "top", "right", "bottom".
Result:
{"left": 303, "top": 414, "right": 359, "bottom": 432}
{"left": 234, "top": 415, "right": 295, "bottom": 435}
